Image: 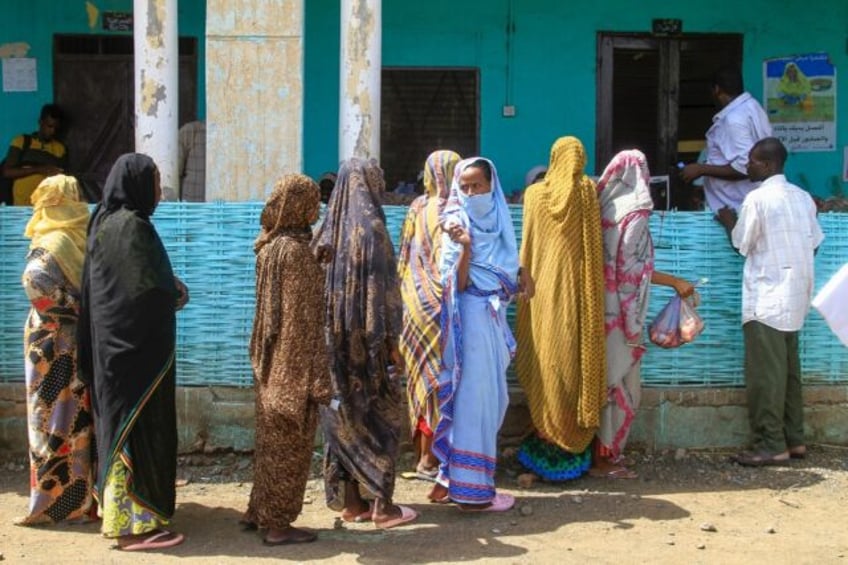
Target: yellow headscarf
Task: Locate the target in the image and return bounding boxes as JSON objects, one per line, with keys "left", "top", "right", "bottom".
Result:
{"left": 542, "top": 136, "right": 597, "bottom": 224}
{"left": 23, "top": 175, "right": 90, "bottom": 287}
{"left": 779, "top": 62, "right": 811, "bottom": 98}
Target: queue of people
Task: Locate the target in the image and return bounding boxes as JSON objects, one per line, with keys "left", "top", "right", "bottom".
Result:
{"left": 11, "top": 85, "right": 822, "bottom": 552}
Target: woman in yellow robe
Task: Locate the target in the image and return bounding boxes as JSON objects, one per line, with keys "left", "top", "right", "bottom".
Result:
{"left": 515, "top": 136, "right": 606, "bottom": 481}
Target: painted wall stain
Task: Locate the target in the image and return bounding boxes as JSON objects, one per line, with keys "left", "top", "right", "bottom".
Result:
{"left": 85, "top": 1, "right": 99, "bottom": 30}
{"left": 140, "top": 71, "right": 167, "bottom": 116}
{"left": 342, "top": 0, "right": 378, "bottom": 158}
{"left": 206, "top": 1, "right": 304, "bottom": 200}
{"left": 146, "top": 0, "right": 166, "bottom": 49}
{"left": 0, "top": 43, "right": 31, "bottom": 58}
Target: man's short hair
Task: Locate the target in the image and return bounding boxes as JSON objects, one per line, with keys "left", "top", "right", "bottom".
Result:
{"left": 753, "top": 137, "right": 788, "bottom": 167}
{"left": 712, "top": 66, "right": 744, "bottom": 97}
{"left": 39, "top": 103, "right": 64, "bottom": 122}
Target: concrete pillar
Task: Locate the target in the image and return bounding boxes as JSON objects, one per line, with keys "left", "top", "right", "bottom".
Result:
{"left": 134, "top": 0, "right": 179, "bottom": 199}
{"left": 339, "top": 0, "right": 381, "bottom": 161}
{"left": 206, "top": 1, "right": 304, "bottom": 201}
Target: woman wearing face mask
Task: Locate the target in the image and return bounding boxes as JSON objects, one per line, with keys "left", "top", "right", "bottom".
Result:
{"left": 426, "top": 158, "right": 523, "bottom": 512}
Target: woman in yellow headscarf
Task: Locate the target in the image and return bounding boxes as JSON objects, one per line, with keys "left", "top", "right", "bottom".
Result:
{"left": 515, "top": 136, "right": 606, "bottom": 481}
{"left": 397, "top": 149, "right": 461, "bottom": 479}
{"left": 778, "top": 62, "right": 812, "bottom": 107}
{"left": 18, "top": 174, "right": 94, "bottom": 525}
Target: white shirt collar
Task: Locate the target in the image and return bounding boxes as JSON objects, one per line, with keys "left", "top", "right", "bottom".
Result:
{"left": 713, "top": 92, "right": 753, "bottom": 122}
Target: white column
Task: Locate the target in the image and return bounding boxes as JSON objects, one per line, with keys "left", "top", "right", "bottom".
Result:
{"left": 339, "top": 0, "right": 381, "bottom": 161}
{"left": 134, "top": 0, "right": 179, "bottom": 199}
{"left": 206, "top": 0, "right": 304, "bottom": 201}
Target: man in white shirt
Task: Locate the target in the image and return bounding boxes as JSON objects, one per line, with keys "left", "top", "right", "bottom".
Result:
{"left": 718, "top": 137, "right": 824, "bottom": 466}
{"left": 680, "top": 67, "right": 772, "bottom": 215}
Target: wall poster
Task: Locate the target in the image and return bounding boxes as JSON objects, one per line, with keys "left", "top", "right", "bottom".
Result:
{"left": 764, "top": 53, "right": 836, "bottom": 152}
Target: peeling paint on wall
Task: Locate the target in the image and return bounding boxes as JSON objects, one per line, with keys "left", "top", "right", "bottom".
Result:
{"left": 146, "top": 0, "right": 166, "bottom": 49}
{"left": 140, "top": 70, "right": 167, "bottom": 116}
{"left": 340, "top": 0, "right": 380, "bottom": 160}
{"left": 85, "top": 1, "right": 99, "bottom": 30}
{"left": 0, "top": 43, "right": 31, "bottom": 58}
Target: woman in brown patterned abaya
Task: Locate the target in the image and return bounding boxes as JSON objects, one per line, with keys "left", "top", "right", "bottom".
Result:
{"left": 242, "top": 174, "right": 333, "bottom": 545}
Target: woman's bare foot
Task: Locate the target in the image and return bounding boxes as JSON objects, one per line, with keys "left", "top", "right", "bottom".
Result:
{"left": 262, "top": 526, "right": 317, "bottom": 546}
{"left": 340, "top": 479, "right": 371, "bottom": 522}
{"left": 589, "top": 457, "right": 638, "bottom": 479}
{"left": 427, "top": 483, "right": 449, "bottom": 503}
{"left": 340, "top": 500, "right": 372, "bottom": 522}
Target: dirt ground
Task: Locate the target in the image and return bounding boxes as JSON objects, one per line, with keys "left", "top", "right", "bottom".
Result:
{"left": 1, "top": 446, "right": 847, "bottom": 564}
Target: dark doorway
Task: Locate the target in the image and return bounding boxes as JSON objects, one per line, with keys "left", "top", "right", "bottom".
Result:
{"left": 53, "top": 34, "right": 197, "bottom": 201}
{"left": 381, "top": 68, "right": 479, "bottom": 192}
{"left": 596, "top": 33, "right": 742, "bottom": 209}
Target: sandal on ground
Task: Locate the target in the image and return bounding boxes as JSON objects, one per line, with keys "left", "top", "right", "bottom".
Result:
{"left": 118, "top": 530, "right": 185, "bottom": 551}
{"left": 458, "top": 492, "right": 515, "bottom": 513}
{"left": 341, "top": 502, "right": 373, "bottom": 523}
{"left": 733, "top": 450, "right": 790, "bottom": 467}
{"left": 588, "top": 466, "right": 638, "bottom": 480}
{"left": 262, "top": 528, "right": 317, "bottom": 546}
{"left": 374, "top": 505, "right": 419, "bottom": 529}
{"left": 415, "top": 464, "right": 439, "bottom": 482}
{"left": 789, "top": 445, "right": 807, "bottom": 459}
{"left": 610, "top": 455, "right": 636, "bottom": 467}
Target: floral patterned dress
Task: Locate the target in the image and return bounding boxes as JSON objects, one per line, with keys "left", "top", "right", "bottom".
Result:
{"left": 20, "top": 248, "right": 95, "bottom": 525}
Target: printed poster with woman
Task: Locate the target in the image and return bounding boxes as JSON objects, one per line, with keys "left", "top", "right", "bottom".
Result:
{"left": 764, "top": 53, "right": 836, "bottom": 152}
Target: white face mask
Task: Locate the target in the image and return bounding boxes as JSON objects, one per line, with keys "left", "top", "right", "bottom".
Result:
{"left": 466, "top": 191, "right": 494, "bottom": 218}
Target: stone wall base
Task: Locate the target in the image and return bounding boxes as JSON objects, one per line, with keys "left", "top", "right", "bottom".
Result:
{"left": 2, "top": 384, "right": 846, "bottom": 457}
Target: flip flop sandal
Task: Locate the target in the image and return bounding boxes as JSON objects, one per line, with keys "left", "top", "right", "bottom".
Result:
{"left": 119, "top": 530, "right": 185, "bottom": 551}
{"left": 415, "top": 465, "right": 439, "bottom": 481}
{"left": 374, "top": 505, "right": 418, "bottom": 529}
{"left": 733, "top": 451, "right": 790, "bottom": 467}
{"left": 459, "top": 492, "right": 515, "bottom": 513}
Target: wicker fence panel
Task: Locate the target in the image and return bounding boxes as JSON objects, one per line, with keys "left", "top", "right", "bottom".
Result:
{"left": 1, "top": 204, "right": 846, "bottom": 387}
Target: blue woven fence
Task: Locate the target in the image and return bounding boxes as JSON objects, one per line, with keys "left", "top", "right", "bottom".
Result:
{"left": 1, "top": 204, "right": 846, "bottom": 387}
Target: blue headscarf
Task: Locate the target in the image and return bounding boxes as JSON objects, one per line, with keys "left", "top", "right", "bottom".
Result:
{"left": 440, "top": 157, "right": 520, "bottom": 292}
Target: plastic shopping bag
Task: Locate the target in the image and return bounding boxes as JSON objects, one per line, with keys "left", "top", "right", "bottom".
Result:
{"left": 678, "top": 296, "right": 704, "bottom": 343}
{"left": 649, "top": 295, "right": 682, "bottom": 348}
{"left": 649, "top": 293, "right": 704, "bottom": 349}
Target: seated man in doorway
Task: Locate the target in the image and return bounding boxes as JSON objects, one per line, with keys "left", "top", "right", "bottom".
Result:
{"left": 2, "top": 104, "right": 68, "bottom": 205}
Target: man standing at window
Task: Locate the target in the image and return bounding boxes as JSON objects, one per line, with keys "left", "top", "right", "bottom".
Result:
{"left": 680, "top": 67, "right": 772, "bottom": 215}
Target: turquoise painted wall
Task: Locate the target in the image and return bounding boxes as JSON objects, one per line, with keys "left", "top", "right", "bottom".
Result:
{"left": 304, "top": 0, "right": 848, "bottom": 197}
{"left": 0, "top": 0, "right": 206, "bottom": 148}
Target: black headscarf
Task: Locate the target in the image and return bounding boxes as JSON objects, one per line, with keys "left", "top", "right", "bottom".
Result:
{"left": 77, "top": 153, "right": 179, "bottom": 518}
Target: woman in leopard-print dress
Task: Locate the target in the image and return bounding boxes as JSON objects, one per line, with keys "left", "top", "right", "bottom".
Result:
{"left": 241, "top": 174, "right": 333, "bottom": 545}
